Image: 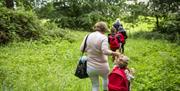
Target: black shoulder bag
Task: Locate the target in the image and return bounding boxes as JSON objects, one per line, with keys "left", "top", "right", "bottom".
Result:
{"left": 74, "top": 34, "right": 89, "bottom": 79}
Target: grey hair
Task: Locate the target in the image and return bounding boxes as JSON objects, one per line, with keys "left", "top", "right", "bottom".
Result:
{"left": 94, "top": 21, "right": 108, "bottom": 32}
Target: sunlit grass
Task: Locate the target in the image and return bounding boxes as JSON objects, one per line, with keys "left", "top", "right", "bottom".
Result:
{"left": 122, "top": 16, "right": 156, "bottom": 34}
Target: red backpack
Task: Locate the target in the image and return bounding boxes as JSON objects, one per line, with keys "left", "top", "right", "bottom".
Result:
{"left": 108, "top": 66, "right": 128, "bottom": 91}
{"left": 108, "top": 34, "right": 120, "bottom": 50}
{"left": 117, "top": 32, "right": 125, "bottom": 44}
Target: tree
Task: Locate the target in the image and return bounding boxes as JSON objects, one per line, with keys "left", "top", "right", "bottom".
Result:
{"left": 148, "top": 0, "right": 180, "bottom": 29}
{"left": 5, "top": 0, "right": 14, "bottom": 9}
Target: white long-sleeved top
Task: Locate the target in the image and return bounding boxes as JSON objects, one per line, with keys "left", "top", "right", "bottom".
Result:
{"left": 80, "top": 31, "right": 113, "bottom": 72}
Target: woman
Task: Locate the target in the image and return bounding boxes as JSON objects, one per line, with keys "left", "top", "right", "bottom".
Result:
{"left": 80, "top": 21, "right": 120, "bottom": 91}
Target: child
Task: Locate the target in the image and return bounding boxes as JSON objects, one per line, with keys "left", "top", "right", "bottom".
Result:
{"left": 108, "top": 27, "right": 121, "bottom": 61}
{"left": 113, "top": 19, "right": 128, "bottom": 53}
{"left": 108, "top": 55, "right": 135, "bottom": 91}
{"left": 108, "top": 27, "right": 121, "bottom": 51}
{"left": 117, "top": 25, "right": 127, "bottom": 54}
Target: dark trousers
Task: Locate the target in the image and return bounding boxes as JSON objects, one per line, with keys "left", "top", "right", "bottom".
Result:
{"left": 119, "top": 43, "right": 125, "bottom": 54}
{"left": 128, "top": 81, "right": 131, "bottom": 91}
{"left": 121, "top": 43, "right": 125, "bottom": 54}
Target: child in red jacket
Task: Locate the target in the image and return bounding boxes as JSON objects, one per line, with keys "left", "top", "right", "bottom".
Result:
{"left": 108, "top": 55, "right": 135, "bottom": 91}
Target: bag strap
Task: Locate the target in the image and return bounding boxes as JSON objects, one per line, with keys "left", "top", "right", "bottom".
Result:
{"left": 81, "top": 34, "right": 89, "bottom": 56}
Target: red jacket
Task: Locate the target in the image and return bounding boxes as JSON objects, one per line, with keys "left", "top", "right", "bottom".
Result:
{"left": 108, "top": 66, "right": 128, "bottom": 91}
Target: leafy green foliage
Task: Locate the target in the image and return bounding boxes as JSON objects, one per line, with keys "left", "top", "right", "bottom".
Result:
{"left": 131, "top": 31, "right": 180, "bottom": 44}
{"left": 157, "top": 13, "right": 180, "bottom": 34}
{"left": 149, "top": 0, "right": 180, "bottom": 15}
{"left": 36, "top": 0, "right": 126, "bottom": 30}
{"left": 53, "top": 11, "right": 106, "bottom": 30}
{"left": 123, "top": 15, "right": 180, "bottom": 43}
{"left": 147, "top": 0, "right": 180, "bottom": 35}
{"left": 0, "top": 1, "right": 180, "bottom": 90}
{"left": 0, "top": 7, "right": 42, "bottom": 44}
{"left": 36, "top": 3, "right": 55, "bottom": 19}
{"left": 124, "top": 2, "right": 149, "bottom": 23}
{"left": 152, "top": 13, "right": 180, "bottom": 41}
{"left": 40, "top": 21, "right": 79, "bottom": 43}
{"left": 0, "top": 7, "right": 78, "bottom": 44}
{"left": 122, "top": 0, "right": 180, "bottom": 41}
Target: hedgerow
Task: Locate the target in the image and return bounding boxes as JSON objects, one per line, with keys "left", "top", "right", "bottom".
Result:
{"left": 0, "top": 8, "right": 77, "bottom": 44}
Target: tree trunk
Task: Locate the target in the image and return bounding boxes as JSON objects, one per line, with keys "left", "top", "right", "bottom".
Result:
{"left": 155, "top": 15, "right": 159, "bottom": 29}
{"left": 5, "top": 0, "right": 14, "bottom": 9}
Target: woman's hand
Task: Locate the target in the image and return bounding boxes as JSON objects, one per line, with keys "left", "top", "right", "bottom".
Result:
{"left": 112, "top": 51, "right": 121, "bottom": 57}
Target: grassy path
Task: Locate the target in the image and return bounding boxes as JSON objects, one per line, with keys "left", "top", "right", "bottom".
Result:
{"left": 0, "top": 31, "right": 179, "bottom": 91}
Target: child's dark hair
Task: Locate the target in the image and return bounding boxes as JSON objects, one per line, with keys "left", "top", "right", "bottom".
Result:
{"left": 118, "top": 62, "right": 128, "bottom": 68}
{"left": 111, "top": 26, "right": 116, "bottom": 33}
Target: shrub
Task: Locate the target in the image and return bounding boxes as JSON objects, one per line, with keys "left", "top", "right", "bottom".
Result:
{"left": 0, "top": 31, "right": 10, "bottom": 44}
{"left": 40, "top": 21, "right": 78, "bottom": 43}
{"left": 53, "top": 11, "right": 106, "bottom": 30}
{"left": 0, "top": 7, "right": 42, "bottom": 44}
{"left": 131, "top": 31, "right": 180, "bottom": 44}
{"left": 158, "top": 19, "right": 180, "bottom": 34}
{"left": 153, "top": 13, "right": 180, "bottom": 42}
{"left": 0, "top": 8, "right": 77, "bottom": 44}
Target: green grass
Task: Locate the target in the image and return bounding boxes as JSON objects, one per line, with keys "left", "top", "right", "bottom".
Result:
{"left": 0, "top": 31, "right": 180, "bottom": 91}
{"left": 125, "top": 39, "right": 180, "bottom": 91}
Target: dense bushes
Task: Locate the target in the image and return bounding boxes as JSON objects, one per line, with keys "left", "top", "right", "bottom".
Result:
{"left": 36, "top": 1, "right": 118, "bottom": 30}
{"left": 153, "top": 13, "right": 180, "bottom": 42}
{"left": 161, "top": 14, "right": 179, "bottom": 33}
{"left": 0, "top": 8, "right": 42, "bottom": 44}
{"left": 0, "top": 8, "right": 77, "bottom": 44}
{"left": 158, "top": 19, "right": 180, "bottom": 34}
{"left": 131, "top": 31, "right": 180, "bottom": 44}
{"left": 54, "top": 11, "right": 106, "bottom": 30}
{"left": 40, "top": 21, "right": 78, "bottom": 43}
{"left": 0, "top": 31, "right": 9, "bottom": 44}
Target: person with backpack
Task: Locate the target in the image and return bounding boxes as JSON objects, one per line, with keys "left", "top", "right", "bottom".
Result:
{"left": 80, "top": 21, "right": 120, "bottom": 91}
{"left": 113, "top": 19, "right": 128, "bottom": 53}
{"left": 108, "top": 27, "right": 122, "bottom": 61}
{"left": 108, "top": 27, "right": 121, "bottom": 52}
{"left": 108, "top": 55, "right": 135, "bottom": 91}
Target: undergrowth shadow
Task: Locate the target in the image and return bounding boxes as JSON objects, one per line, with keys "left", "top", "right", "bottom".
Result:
{"left": 129, "top": 31, "right": 180, "bottom": 45}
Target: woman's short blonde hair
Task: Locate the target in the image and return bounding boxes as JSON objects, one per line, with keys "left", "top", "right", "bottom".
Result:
{"left": 114, "top": 55, "right": 129, "bottom": 65}
{"left": 94, "top": 21, "right": 108, "bottom": 32}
